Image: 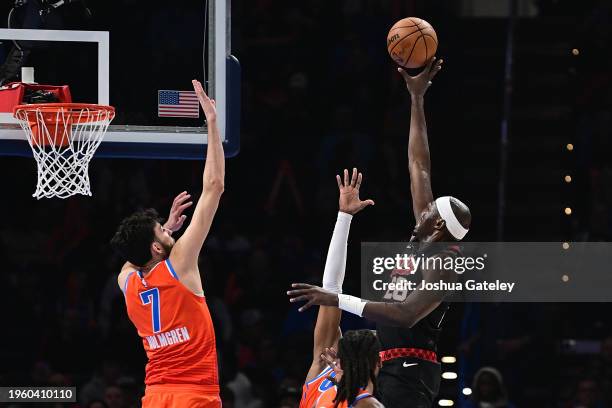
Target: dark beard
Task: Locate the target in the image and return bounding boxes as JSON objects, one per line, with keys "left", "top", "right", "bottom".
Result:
{"left": 159, "top": 241, "right": 174, "bottom": 256}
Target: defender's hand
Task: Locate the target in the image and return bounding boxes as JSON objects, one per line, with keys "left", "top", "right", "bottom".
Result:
{"left": 337, "top": 168, "right": 375, "bottom": 215}
{"left": 398, "top": 56, "right": 443, "bottom": 98}
{"left": 320, "top": 347, "right": 344, "bottom": 382}
{"left": 164, "top": 191, "right": 193, "bottom": 233}
{"left": 288, "top": 283, "right": 339, "bottom": 312}
{"left": 192, "top": 79, "right": 217, "bottom": 122}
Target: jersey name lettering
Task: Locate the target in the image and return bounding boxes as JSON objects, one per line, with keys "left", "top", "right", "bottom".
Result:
{"left": 145, "top": 326, "right": 191, "bottom": 350}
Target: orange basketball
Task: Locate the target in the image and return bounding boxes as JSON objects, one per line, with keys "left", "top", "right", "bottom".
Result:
{"left": 387, "top": 17, "right": 438, "bottom": 69}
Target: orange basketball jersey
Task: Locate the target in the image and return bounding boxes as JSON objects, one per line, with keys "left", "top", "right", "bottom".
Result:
{"left": 123, "top": 259, "right": 219, "bottom": 394}
{"left": 300, "top": 367, "right": 372, "bottom": 408}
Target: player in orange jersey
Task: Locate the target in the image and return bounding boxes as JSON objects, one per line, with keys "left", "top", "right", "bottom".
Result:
{"left": 111, "top": 80, "right": 224, "bottom": 408}
{"left": 295, "top": 168, "right": 383, "bottom": 408}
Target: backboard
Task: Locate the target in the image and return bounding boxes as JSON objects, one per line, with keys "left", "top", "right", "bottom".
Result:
{"left": 0, "top": 0, "right": 239, "bottom": 159}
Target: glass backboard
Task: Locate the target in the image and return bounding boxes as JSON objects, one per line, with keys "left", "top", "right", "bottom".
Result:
{"left": 0, "top": 0, "right": 239, "bottom": 159}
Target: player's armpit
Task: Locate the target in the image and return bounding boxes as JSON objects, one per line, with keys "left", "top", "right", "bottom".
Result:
{"left": 169, "top": 189, "right": 223, "bottom": 276}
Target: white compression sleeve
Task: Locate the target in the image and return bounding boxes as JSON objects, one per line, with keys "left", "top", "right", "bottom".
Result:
{"left": 322, "top": 212, "right": 353, "bottom": 294}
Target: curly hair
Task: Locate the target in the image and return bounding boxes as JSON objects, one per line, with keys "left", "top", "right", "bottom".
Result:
{"left": 334, "top": 329, "right": 381, "bottom": 407}
{"left": 110, "top": 209, "right": 162, "bottom": 267}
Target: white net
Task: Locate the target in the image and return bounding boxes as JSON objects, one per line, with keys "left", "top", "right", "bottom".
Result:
{"left": 14, "top": 104, "right": 115, "bottom": 199}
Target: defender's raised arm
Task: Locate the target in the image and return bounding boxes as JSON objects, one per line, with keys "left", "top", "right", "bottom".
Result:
{"left": 305, "top": 169, "right": 374, "bottom": 383}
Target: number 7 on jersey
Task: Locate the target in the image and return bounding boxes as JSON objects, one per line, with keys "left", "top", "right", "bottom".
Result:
{"left": 140, "top": 288, "right": 161, "bottom": 333}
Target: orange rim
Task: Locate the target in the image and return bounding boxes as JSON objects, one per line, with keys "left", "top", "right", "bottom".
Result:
{"left": 13, "top": 103, "right": 115, "bottom": 146}
{"left": 13, "top": 103, "right": 115, "bottom": 117}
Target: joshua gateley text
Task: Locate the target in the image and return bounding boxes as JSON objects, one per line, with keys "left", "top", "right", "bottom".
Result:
{"left": 373, "top": 279, "right": 516, "bottom": 293}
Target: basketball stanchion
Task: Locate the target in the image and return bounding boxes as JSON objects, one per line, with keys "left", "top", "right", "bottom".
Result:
{"left": 13, "top": 103, "right": 115, "bottom": 199}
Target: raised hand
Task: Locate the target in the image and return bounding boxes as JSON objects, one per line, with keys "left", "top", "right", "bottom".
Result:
{"left": 337, "top": 168, "right": 375, "bottom": 215}
{"left": 192, "top": 79, "right": 217, "bottom": 122}
{"left": 288, "top": 283, "right": 339, "bottom": 312}
{"left": 164, "top": 191, "right": 193, "bottom": 233}
{"left": 320, "top": 347, "right": 344, "bottom": 381}
{"left": 398, "top": 56, "right": 443, "bottom": 98}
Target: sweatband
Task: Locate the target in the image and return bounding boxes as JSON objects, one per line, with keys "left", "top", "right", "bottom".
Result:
{"left": 322, "top": 212, "right": 352, "bottom": 294}
{"left": 338, "top": 294, "right": 367, "bottom": 317}
{"left": 435, "top": 196, "right": 468, "bottom": 240}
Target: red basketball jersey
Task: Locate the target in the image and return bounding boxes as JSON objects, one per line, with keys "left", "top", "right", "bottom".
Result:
{"left": 123, "top": 259, "right": 219, "bottom": 394}
{"left": 300, "top": 367, "right": 372, "bottom": 408}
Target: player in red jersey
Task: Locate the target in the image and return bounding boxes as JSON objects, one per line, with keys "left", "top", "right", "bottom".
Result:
{"left": 111, "top": 80, "right": 224, "bottom": 408}
{"left": 297, "top": 168, "right": 383, "bottom": 408}
{"left": 288, "top": 57, "right": 472, "bottom": 408}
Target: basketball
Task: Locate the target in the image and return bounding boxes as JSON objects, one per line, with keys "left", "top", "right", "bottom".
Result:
{"left": 387, "top": 17, "right": 438, "bottom": 69}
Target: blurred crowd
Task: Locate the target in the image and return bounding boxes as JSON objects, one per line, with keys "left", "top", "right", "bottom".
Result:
{"left": 1, "top": 0, "right": 612, "bottom": 407}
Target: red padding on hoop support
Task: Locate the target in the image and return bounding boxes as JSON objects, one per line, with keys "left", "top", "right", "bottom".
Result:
{"left": 0, "top": 82, "right": 72, "bottom": 112}
{"left": 0, "top": 83, "right": 73, "bottom": 146}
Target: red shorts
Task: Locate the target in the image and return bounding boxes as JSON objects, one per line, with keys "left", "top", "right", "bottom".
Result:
{"left": 142, "top": 384, "right": 221, "bottom": 408}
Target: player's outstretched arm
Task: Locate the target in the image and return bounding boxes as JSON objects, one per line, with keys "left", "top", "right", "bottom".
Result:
{"left": 288, "top": 254, "right": 456, "bottom": 328}
{"left": 400, "top": 57, "right": 443, "bottom": 220}
{"left": 360, "top": 263, "right": 455, "bottom": 328}
{"left": 169, "top": 80, "right": 225, "bottom": 283}
{"left": 305, "top": 169, "right": 374, "bottom": 383}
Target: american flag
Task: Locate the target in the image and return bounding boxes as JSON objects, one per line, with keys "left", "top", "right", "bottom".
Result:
{"left": 158, "top": 90, "right": 199, "bottom": 118}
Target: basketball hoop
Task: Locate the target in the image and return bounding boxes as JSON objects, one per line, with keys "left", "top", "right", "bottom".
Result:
{"left": 13, "top": 103, "right": 115, "bottom": 199}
